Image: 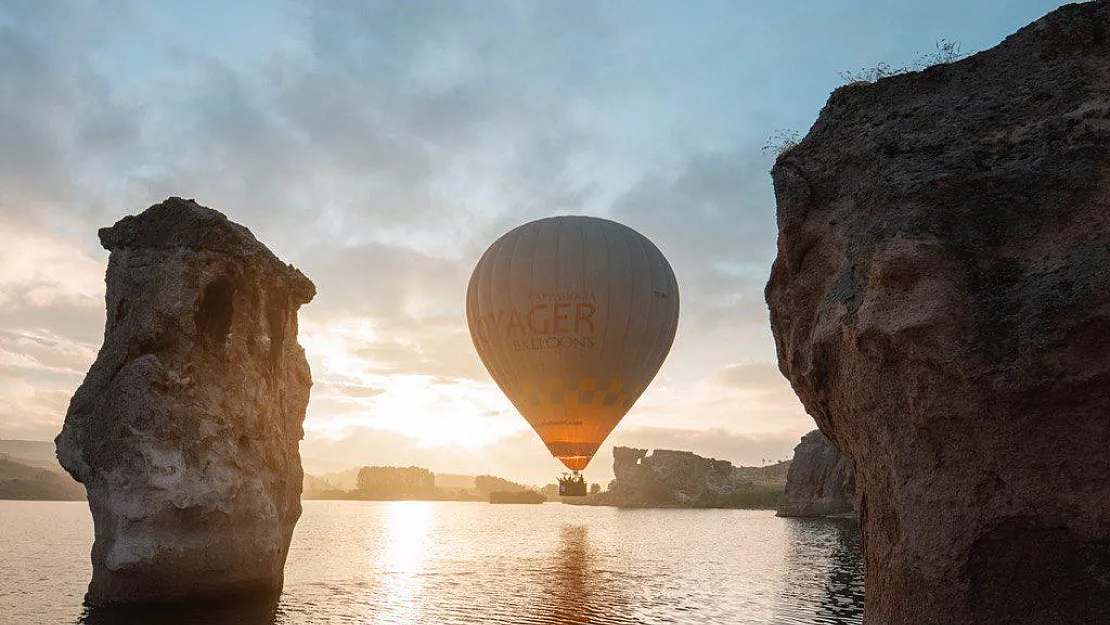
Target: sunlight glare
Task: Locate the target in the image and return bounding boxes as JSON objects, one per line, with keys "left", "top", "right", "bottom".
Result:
{"left": 300, "top": 315, "right": 526, "bottom": 449}
{"left": 371, "top": 502, "right": 434, "bottom": 625}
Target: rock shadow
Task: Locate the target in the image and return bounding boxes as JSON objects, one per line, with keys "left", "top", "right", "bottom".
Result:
{"left": 779, "top": 517, "right": 864, "bottom": 624}
{"left": 76, "top": 590, "right": 281, "bottom": 625}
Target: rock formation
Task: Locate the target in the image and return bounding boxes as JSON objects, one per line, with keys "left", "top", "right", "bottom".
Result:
{"left": 606, "top": 446, "right": 784, "bottom": 507}
{"left": 766, "top": 3, "right": 1110, "bottom": 622}
{"left": 55, "top": 197, "right": 315, "bottom": 606}
{"left": 777, "top": 430, "right": 855, "bottom": 518}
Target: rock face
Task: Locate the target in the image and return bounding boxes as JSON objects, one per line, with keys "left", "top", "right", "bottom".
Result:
{"left": 612, "top": 447, "right": 732, "bottom": 505}
{"left": 55, "top": 198, "right": 315, "bottom": 606}
{"left": 777, "top": 430, "right": 855, "bottom": 518}
{"left": 607, "top": 446, "right": 780, "bottom": 507}
{"left": 766, "top": 3, "right": 1110, "bottom": 623}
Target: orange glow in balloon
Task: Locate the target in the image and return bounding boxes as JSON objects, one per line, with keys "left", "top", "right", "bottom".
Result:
{"left": 466, "top": 216, "right": 679, "bottom": 471}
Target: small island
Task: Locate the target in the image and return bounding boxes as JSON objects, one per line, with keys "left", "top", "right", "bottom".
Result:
{"left": 302, "top": 467, "right": 545, "bottom": 502}
{"left": 551, "top": 447, "right": 791, "bottom": 509}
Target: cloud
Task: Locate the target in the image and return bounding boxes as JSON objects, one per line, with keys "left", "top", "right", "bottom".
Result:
{"left": 0, "top": 1, "right": 144, "bottom": 233}
{"left": 0, "top": 328, "right": 98, "bottom": 440}
{"left": 301, "top": 427, "right": 551, "bottom": 485}
{"left": 0, "top": 329, "right": 97, "bottom": 378}
{"left": 0, "top": 223, "right": 103, "bottom": 441}
{"left": 611, "top": 149, "right": 778, "bottom": 333}
{"left": 0, "top": 370, "right": 76, "bottom": 440}
{"left": 714, "top": 361, "right": 792, "bottom": 392}
{"left": 321, "top": 382, "right": 387, "bottom": 400}
{"left": 8, "top": 0, "right": 1060, "bottom": 468}
{"left": 0, "top": 224, "right": 106, "bottom": 311}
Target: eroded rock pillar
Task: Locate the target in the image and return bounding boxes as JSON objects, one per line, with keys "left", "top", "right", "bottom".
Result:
{"left": 56, "top": 197, "right": 315, "bottom": 605}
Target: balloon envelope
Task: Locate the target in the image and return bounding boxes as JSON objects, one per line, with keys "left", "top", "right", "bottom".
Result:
{"left": 466, "top": 216, "right": 679, "bottom": 471}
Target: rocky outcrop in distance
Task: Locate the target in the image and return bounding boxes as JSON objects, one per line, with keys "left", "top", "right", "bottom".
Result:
{"left": 604, "top": 446, "right": 787, "bottom": 508}
{"left": 55, "top": 197, "right": 315, "bottom": 606}
{"left": 777, "top": 430, "right": 855, "bottom": 518}
{"left": 766, "top": 3, "right": 1110, "bottom": 622}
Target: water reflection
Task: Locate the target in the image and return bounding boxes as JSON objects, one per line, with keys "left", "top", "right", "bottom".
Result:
{"left": 544, "top": 525, "right": 593, "bottom": 623}
{"left": 19, "top": 502, "right": 870, "bottom": 625}
{"left": 371, "top": 501, "right": 433, "bottom": 625}
{"left": 76, "top": 591, "right": 280, "bottom": 625}
{"left": 818, "top": 520, "right": 865, "bottom": 622}
{"left": 534, "top": 524, "right": 634, "bottom": 625}
{"left": 778, "top": 517, "right": 865, "bottom": 625}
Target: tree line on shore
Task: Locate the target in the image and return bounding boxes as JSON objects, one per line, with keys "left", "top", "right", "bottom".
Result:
{"left": 303, "top": 465, "right": 551, "bottom": 501}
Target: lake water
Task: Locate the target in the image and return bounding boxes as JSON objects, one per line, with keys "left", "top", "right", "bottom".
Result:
{"left": 0, "top": 501, "right": 863, "bottom": 625}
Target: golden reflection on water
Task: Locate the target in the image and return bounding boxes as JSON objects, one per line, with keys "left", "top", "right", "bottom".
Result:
{"left": 1, "top": 502, "right": 865, "bottom": 625}
{"left": 547, "top": 525, "right": 592, "bottom": 622}
{"left": 372, "top": 501, "right": 433, "bottom": 625}
{"left": 538, "top": 523, "right": 634, "bottom": 625}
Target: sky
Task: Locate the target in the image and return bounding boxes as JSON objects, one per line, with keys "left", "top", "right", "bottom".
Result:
{"left": 0, "top": 0, "right": 1067, "bottom": 485}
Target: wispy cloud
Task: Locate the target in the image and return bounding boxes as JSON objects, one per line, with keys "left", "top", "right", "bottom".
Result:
{"left": 0, "top": 0, "right": 1066, "bottom": 480}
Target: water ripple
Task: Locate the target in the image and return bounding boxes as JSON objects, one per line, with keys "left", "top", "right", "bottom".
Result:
{"left": 0, "top": 501, "right": 863, "bottom": 625}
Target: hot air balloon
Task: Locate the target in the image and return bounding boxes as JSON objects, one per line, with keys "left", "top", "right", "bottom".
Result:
{"left": 466, "top": 216, "right": 679, "bottom": 495}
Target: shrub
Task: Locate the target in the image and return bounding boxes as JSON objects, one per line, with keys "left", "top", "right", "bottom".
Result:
{"left": 839, "top": 38, "right": 968, "bottom": 84}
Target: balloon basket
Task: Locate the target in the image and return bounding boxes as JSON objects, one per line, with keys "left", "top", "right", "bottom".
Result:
{"left": 557, "top": 472, "right": 588, "bottom": 497}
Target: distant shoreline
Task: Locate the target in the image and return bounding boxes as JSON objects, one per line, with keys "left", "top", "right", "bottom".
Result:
{"left": 0, "top": 498, "right": 788, "bottom": 510}
{"left": 297, "top": 494, "right": 785, "bottom": 510}
{"left": 302, "top": 492, "right": 486, "bottom": 502}
{"left": 562, "top": 495, "right": 782, "bottom": 511}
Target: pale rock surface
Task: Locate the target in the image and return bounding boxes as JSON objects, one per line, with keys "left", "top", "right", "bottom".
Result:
{"left": 56, "top": 197, "right": 315, "bottom": 605}
{"left": 607, "top": 446, "right": 775, "bottom": 506}
{"left": 766, "top": 2, "right": 1110, "bottom": 622}
{"left": 777, "top": 430, "right": 855, "bottom": 518}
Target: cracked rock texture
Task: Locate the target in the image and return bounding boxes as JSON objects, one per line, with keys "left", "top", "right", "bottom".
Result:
{"left": 776, "top": 430, "right": 855, "bottom": 518}
{"left": 766, "top": 2, "right": 1110, "bottom": 623}
{"left": 56, "top": 197, "right": 315, "bottom": 606}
